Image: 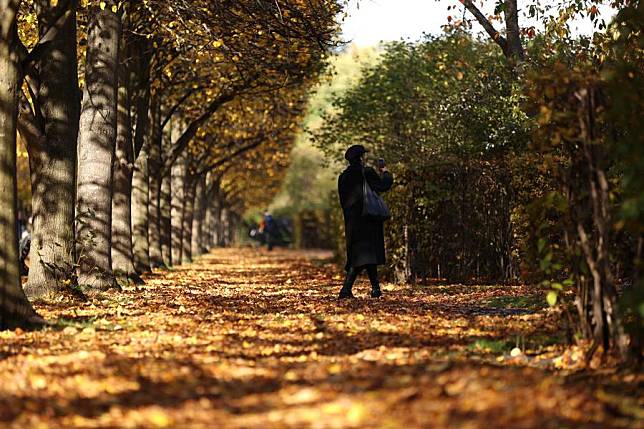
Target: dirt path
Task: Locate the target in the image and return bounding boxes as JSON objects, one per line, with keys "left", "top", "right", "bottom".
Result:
{"left": 0, "top": 248, "right": 640, "bottom": 428}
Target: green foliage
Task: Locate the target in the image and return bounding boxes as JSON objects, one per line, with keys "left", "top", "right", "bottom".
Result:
{"left": 271, "top": 144, "right": 335, "bottom": 216}
{"left": 314, "top": 32, "right": 531, "bottom": 282}
{"left": 269, "top": 46, "right": 380, "bottom": 248}
{"left": 598, "top": 0, "right": 644, "bottom": 351}
{"left": 306, "top": 4, "right": 640, "bottom": 359}
{"left": 522, "top": 1, "right": 643, "bottom": 356}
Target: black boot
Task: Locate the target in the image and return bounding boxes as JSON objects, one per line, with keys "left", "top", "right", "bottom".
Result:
{"left": 338, "top": 287, "right": 355, "bottom": 299}
{"left": 366, "top": 265, "right": 382, "bottom": 298}
{"left": 338, "top": 267, "right": 358, "bottom": 299}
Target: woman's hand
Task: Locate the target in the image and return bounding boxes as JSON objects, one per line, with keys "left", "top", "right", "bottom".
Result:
{"left": 377, "top": 158, "right": 387, "bottom": 173}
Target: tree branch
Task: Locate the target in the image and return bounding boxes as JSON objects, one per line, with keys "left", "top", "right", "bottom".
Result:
{"left": 195, "top": 139, "right": 263, "bottom": 176}
{"left": 460, "top": 0, "right": 508, "bottom": 56}
{"left": 22, "top": 0, "right": 77, "bottom": 72}
{"left": 162, "top": 89, "right": 237, "bottom": 173}
{"left": 160, "top": 86, "right": 199, "bottom": 130}
{"left": 17, "top": 90, "right": 45, "bottom": 157}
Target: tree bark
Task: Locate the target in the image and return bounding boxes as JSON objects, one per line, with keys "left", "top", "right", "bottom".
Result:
{"left": 192, "top": 174, "right": 207, "bottom": 257}
{"left": 75, "top": 2, "right": 121, "bottom": 291}
{"left": 160, "top": 165, "right": 172, "bottom": 266}
{"left": 504, "top": 0, "right": 525, "bottom": 61}
{"left": 131, "top": 36, "right": 151, "bottom": 158}
{"left": 129, "top": 35, "right": 151, "bottom": 275}
{"left": 212, "top": 198, "right": 223, "bottom": 247}
{"left": 0, "top": 0, "right": 41, "bottom": 329}
{"left": 228, "top": 211, "right": 238, "bottom": 246}
{"left": 206, "top": 205, "right": 214, "bottom": 249}
{"left": 147, "top": 96, "right": 164, "bottom": 268}
{"left": 461, "top": 0, "right": 524, "bottom": 62}
{"left": 24, "top": 0, "right": 80, "bottom": 299}
{"left": 131, "top": 138, "right": 150, "bottom": 273}
{"left": 111, "top": 27, "right": 142, "bottom": 284}
{"left": 220, "top": 206, "right": 230, "bottom": 246}
{"left": 574, "top": 87, "right": 626, "bottom": 360}
{"left": 171, "top": 151, "right": 186, "bottom": 265}
{"left": 181, "top": 175, "right": 197, "bottom": 263}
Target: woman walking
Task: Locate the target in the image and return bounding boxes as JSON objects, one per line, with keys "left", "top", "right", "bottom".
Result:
{"left": 338, "top": 145, "right": 393, "bottom": 298}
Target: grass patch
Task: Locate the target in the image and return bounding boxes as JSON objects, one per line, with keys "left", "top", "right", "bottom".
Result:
{"left": 467, "top": 338, "right": 510, "bottom": 353}
{"left": 525, "top": 333, "right": 567, "bottom": 351}
{"left": 485, "top": 295, "right": 545, "bottom": 310}
{"left": 53, "top": 316, "right": 98, "bottom": 330}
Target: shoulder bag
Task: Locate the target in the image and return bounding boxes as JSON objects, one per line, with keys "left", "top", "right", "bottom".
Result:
{"left": 362, "top": 168, "right": 391, "bottom": 221}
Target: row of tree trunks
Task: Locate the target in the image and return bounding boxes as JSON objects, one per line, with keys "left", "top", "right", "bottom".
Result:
{"left": 1, "top": 0, "right": 239, "bottom": 330}
{"left": 146, "top": 165, "right": 234, "bottom": 268}
{"left": 106, "top": 90, "right": 234, "bottom": 277}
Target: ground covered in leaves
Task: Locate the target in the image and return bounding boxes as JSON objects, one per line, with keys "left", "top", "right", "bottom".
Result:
{"left": 1, "top": 248, "right": 641, "bottom": 428}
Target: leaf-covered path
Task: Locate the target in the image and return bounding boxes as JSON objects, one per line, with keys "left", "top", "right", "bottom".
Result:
{"left": 1, "top": 248, "right": 641, "bottom": 428}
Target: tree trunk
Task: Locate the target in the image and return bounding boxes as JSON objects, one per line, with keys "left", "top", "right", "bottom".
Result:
{"left": 192, "top": 174, "right": 207, "bottom": 257}
{"left": 0, "top": 0, "right": 41, "bottom": 329}
{"left": 129, "top": 35, "right": 151, "bottom": 275}
{"left": 76, "top": 3, "right": 121, "bottom": 291}
{"left": 504, "top": 0, "right": 525, "bottom": 61}
{"left": 203, "top": 200, "right": 213, "bottom": 251}
{"left": 220, "top": 206, "right": 230, "bottom": 246}
{"left": 228, "top": 211, "right": 238, "bottom": 246}
{"left": 131, "top": 139, "right": 150, "bottom": 273}
{"left": 212, "top": 198, "right": 223, "bottom": 247}
{"left": 204, "top": 199, "right": 214, "bottom": 250}
{"left": 160, "top": 166, "right": 172, "bottom": 266}
{"left": 131, "top": 36, "right": 151, "bottom": 158}
{"left": 461, "top": 0, "right": 524, "bottom": 63}
{"left": 147, "top": 97, "right": 164, "bottom": 268}
{"left": 111, "top": 29, "right": 142, "bottom": 284}
{"left": 160, "top": 134, "right": 176, "bottom": 267}
{"left": 171, "top": 152, "right": 186, "bottom": 265}
{"left": 24, "top": 0, "right": 80, "bottom": 299}
{"left": 574, "top": 87, "right": 627, "bottom": 360}
{"left": 182, "top": 175, "right": 197, "bottom": 263}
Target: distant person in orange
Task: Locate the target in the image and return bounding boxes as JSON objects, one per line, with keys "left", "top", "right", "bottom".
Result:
{"left": 338, "top": 145, "right": 393, "bottom": 298}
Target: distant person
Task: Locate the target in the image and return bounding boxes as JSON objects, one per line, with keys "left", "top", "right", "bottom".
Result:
{"left": 338, "top": 145, "right": 393, "bottom": 298}
{"left": 19, "top": 218, "right": 31, "bottom": 276}
{"left": 260, "top": 209, "right": 276, "bottom": 251}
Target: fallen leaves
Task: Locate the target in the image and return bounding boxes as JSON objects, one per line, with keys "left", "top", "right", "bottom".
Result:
{"left": 0, "top": 248, "right": 640, "bottom": 428}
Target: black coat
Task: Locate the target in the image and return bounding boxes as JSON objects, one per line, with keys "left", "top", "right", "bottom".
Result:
{"left": 338, "top": 163, "right": 394, "bottom": 271}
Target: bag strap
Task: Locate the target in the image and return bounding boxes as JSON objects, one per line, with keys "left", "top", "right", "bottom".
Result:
{"left": 361, "top": 166, "right": 369, "bottom": 194}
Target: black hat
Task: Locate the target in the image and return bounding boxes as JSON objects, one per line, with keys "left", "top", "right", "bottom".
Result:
{"left": 344, "top": 144, "right": 368, "bottom": 161}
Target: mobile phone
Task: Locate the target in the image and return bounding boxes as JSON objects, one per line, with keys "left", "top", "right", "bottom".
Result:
{"left": 377, "top": 158, "right": 385, "bottom": 168}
